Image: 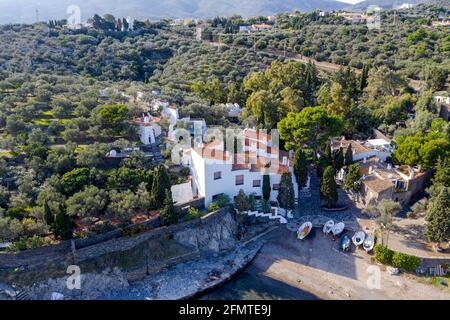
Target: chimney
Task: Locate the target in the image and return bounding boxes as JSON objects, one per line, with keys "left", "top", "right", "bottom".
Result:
{"left": 363, "top": 157, "right": 367, "bottom": 164}
{"left": 368, "top": 166, "right": 373, "bottom": 174}
{"left": 408, "top": 167, "right": 415, "bottom": 180}
{"left": 282, "top": 156, "right": 288, "bottom": 166}
{"left": 387, "top": 163, "right": 392, "bottom": 170}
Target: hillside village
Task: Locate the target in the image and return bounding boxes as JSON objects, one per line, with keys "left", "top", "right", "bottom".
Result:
{"left": 0, "top": 0, "right": 449, "bottom": 301}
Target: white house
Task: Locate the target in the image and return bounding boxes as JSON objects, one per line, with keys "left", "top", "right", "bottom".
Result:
{"left": 331, "top": 137, "right": 392, "bottom": 162}
{"left": 186, "top": 129, "right": 309, "bottom": 206}
{"left": 133, "top": 113, "right": 162, "bottom": 145}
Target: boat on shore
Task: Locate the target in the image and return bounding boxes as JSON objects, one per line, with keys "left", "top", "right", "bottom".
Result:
{"left": 297, "top": 222, "right": 313, "bottom": 240}
{"left": 352, "top": 231, "right": 366, "bottom": 247}
{"left": 340, "top": 234, "right": 351, "bottom": 252}
{"left": 332, "top": 222, "right": 345, "bottom": 236}
{"left": 363, "top": 236, "right": 375, "bottom": 252}
{"left": 323, "top": 220, "right": 334, "bottom": 234}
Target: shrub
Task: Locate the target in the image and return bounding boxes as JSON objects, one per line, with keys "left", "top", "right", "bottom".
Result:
{"left": 374, "top": 244, "right": 394, "bottom": 265}
{"left": 392, "top": 252, "right": 421, "bottom": 272}
{"left": 123, "top": 224, "right": 145, "bottom": 237}
{"left": 214, "top": 194, "right": 230, "bottom": 208}
{"left": 208, "top": 202, "right": 220, "bottom": 213}
{"left": 7, "top": 235, "right": 51, "bottom": 251}
{"left": 184, "top": 207, "right": 201, "bottom": 221}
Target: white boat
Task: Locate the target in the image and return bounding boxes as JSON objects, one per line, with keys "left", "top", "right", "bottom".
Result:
{"left": 297, "top": 222, "right": 313, "bottom": 240}
{"left": 387, "top": 266, "right": 400, "bottom": 275}
{"left": 363, "top": 236, "right": 375, "bottom": 252}
{"left": 332, "top": 222, "right": 345, "bottom": 236}
{"left": 323, "top": 220, "right": 334, "bottom": 234}
{"left": 352, "top": 231, "right": 366, "bottom": 246}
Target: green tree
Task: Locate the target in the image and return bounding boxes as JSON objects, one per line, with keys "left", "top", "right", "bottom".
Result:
{"left": 160, "top": 189, "right": 178, "bottom": 226}
{"left": 344, "top": 144, "right": 353, "bottom": 166}
{"left": 334, "top": 147, "right": 344, "bottom": 172}
{"left": 151, "top": 165, "right": 171, "bottom": 209}
{"left": 367, "top": 199, "right": 401, "bottom": 246}
{"left": 60, "top": 168, "right": 92, "bottom": 195}
{"left": 54, "top": 205, "right": 73, "bottom": 240}
{"left": 293, "top": 149, "right": 308, "bottom": 190}
{"left": 278, "top": 106, "right": 343, "bottom": 158}
{"left": 43, "top": 201, "right": 54, "bottom": 229}
{"left": 320, "top": 166, "right": 338, "bottom": 208}
{"left": 66, "top": 186, "right": 108, "bottom": 219}
{"left": 277, "top": 172, "right": 295, "bottom": 211}
{"left": 262, "top": 174, "right": 271, "bottom": 201}
{"left": 343, "top": 163, "right": 361, "bottom": 194}
{"left": 425, "top": 188, "right": 450, "bottom": 247}
{"left": 234, "top": 189, "right": 249, "bottom": 212}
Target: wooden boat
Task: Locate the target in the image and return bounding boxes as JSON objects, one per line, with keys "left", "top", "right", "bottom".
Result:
{"left": 297, "top": 222, "right": 313, "bottom": 240}
{"left": 363, "top": 236, "right": 375, "bottom": 252}
{"left": 387, "top": 266, "right": 400, "bottom": 275}
{"left": 340, "top": 234, "right": 351, "bottom": 252}
{"left": 332, "top": 222, "right": 345, "bottom": 236}
{"left": 323, "top": 220, "right": 334, "bottom": 234}
{"left": 352, "top": 231, "right": 366, "bottom": 246}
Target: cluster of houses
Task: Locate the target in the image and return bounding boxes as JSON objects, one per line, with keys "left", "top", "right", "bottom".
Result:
{"left": 332, "top": 137, "right": 427, "bottom": 207}
{"left": 238, "top": 24, "right": 274, "bottom": 33}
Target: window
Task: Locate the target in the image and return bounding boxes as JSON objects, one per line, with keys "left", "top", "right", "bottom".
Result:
{"left": 253, "top": 179, "right": 261, "bottom": 187}
{"left": 235, "top": 175, "right": 244, "bottom": 186}
{"left": 214, "top": 171, "right": 222, "bottom": 180}
{"left": 273, "top": 184, "right": 280, "bottom": 190}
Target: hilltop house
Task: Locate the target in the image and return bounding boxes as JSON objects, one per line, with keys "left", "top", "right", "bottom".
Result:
{"left": 184, "top": 129, "right": 309, "bottom": 206}
{"left": 133, "top": 113, "right": 162, "bottom": 145}
{"left": 434, "top": 94, "right": 450, "bottom": 121}
{"left": 335, "top": 12, "right": 369, "bottom": 23}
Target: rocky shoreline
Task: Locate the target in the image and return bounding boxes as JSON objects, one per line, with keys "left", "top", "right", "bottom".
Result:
{"left": 0, "top": 241, "right": 262, "bottom": 300}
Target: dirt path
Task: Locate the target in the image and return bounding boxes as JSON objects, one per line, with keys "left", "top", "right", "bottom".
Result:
{"left": 251, "top": 228, "right": 450, "bottom": 300}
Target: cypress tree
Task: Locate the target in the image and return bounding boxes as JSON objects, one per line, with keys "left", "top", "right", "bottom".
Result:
{"left": 344, "top": 144, "right": 353, "bottom": 166}
{"left": 54, "top": 205, "right": 74, "bottom": 240}
{"left": 277, "top": 172, "right": 295, "bottom": 210}
{"left": 320, "top": 166, "right": 338, "bottom": 208}
{"left": 151, "top": 165, "right": 171, "bottom": 209}
{"left": 425, "top": 188, "right": 450, "bottom": 245}
{"left": 359, "top": 64, "right": 369, "bottom": 92}
{"left": 334, "top": 147, "right": 344, "bottom": 172}
{"left": 160, "top": 189, "right": 178, "bottom": 226}
{"left": 262, "top": 174, "right": 271, "bottom": 201}
{"left": 293, "top": 149, "right": 308, "bottom": 190}
{"left": 324, "top": 143, "right": 333, "bottom": 166}
{"left": 43, "top": 201, "right": 54, "bottom": 229}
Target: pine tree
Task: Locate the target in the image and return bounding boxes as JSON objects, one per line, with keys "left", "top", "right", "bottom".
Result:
{"left": 277, "top": 172, "right": 295, "bottom": 210}
{"left": 160, "top": 189, "right": 178, "bottom": 226}
{"left": 151, "top": 165, "right": 171, "bottom": 209}
{"left": 293, "top": 149, "right": 308, "bottom": 190}
{"left": 262, "top": 174, "right": 271, "bottom": 201}
{"left": 320, "top": 166, "right": 338, "bottom": 208}
{"left": 359, "top": 64, "right": 369, "bottom": 92}
{"left": 425, "top": 188, "right": 450, "bottom": 245}
{"left": 334, "top": 147, "right": 344, "bottom": 172}
{"left": 344, "top": 144, "right": 353, "bottom": 166}
{"left": 54, "top": 205, "right": 74, "bottom": 240}
{"left": 43, "top": 201, "right": 54, "bottom": 229}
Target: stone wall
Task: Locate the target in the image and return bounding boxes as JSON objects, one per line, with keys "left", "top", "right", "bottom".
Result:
{"left": 0, "top": 206, "right": 238, "bottom": 286}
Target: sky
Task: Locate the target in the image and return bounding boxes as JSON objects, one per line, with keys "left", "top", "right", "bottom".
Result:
{"left": 337, "top": 0, "right": 365, "bottom": 4}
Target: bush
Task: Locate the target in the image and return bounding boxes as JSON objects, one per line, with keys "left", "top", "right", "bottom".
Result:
{"left": 392, "top": 252, "right": 421, "bottom": 272}
{"left": 7, "top": 235, "right": 51, "bottom": 251}
{"left": 123, "top": 224, "right": 145, "bottom": 237}
{"left": 184, "top": 207, "right": 201, "bottom": 221}
{"left": 214, "top": 194, "right": 230, "bottom": 208}
{"left": 374, "top": 244, "right": 421, "bottom": 272}
{"left": 374, "top": 244, "right": 394, "bottom": 265}
{"left": 208, "top": 202, "right": 220, "bottom": 213}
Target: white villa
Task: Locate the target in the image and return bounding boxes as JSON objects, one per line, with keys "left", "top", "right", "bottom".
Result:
{"left": 331, "top": 137, "right": 393, "bottom": 162}
{"left": 184, "top": 129, "right": 310, "bottom": 206}
{"left": 133, "top": 113, "right": 162, "bottom": 145}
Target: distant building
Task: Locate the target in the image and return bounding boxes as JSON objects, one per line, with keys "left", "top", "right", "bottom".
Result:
{"left": 434, "top": 94, "right": 450, "bottom": 121}
{"left": 239, "top": 24, "right": 274, "bottom": 32}
{"left": 133, "top": 113, "right": 162, "bottom": 145}
{"left": 335, "top": 12, "right": 369, "bottom": 23}
{"left": 431, "top": 20, "right": 450, "bottom": 27}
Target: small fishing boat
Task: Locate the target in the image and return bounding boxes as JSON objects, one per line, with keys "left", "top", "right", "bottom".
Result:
{"left": 297, "top": 222, "right": 313, "bottom": 240}
{"left": 332, "top": 222, "right": 345, "bottom": 236}
{"left": 363, "top": 236, "right": 375, "bottom": 252}
{"left": 352, "top": 231, "right": 366, "bottom": 247}
{"left": 340, "top": 234, "right": 351, "bottom": 252}
{"left": 323, "top": 220, "right": 334, "bottom": 234}
{"left": 387, "top": 266, "right": 400, "bottom": 275}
